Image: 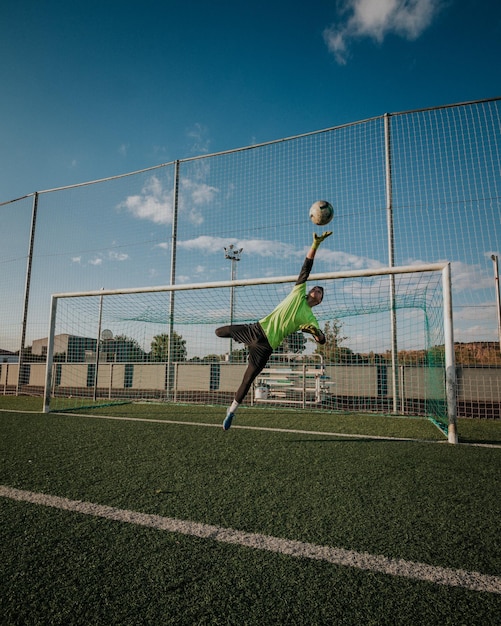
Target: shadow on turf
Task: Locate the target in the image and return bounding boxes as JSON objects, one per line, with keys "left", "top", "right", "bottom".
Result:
{"left": 283, "top": 437, "right": 415, "bottom": 444}
{"left": 286, "top": 436, "right": 501, "bottom": 446}
{"left": 458, "top": 436, "right": 501, "bottom": 446}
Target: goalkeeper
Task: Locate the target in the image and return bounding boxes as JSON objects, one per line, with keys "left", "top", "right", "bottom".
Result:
{"left": 215, "top": 231, "right": 332, "bottom": 430}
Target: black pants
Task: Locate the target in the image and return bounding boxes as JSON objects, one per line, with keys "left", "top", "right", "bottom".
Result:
{"left": 215, "top": 323, "right": 273, "bottom": 403}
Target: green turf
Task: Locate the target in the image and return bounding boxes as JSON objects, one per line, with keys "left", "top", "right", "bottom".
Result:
{"left": 1, "top": 402, "right": 500, "bottom": 624}
{"left": 2, "top": 394, "right": 501, "bottom": 444}
{"left": 2, "top": 497, "right": 500, "bottom": 626}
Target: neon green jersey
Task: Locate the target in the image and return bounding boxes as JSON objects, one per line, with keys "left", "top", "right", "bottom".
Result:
{"left": 259, "top": 283, "right": 319, "bottom": 349}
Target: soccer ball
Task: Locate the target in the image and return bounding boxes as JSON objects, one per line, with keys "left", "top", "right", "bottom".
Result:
{"left": 309, "top": 200, "right": 334, "bottom": 226}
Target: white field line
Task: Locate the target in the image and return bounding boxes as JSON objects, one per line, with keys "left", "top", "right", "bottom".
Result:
{"left": 1, "top": 485, "right": 500, "bottom": 595}
{"left": 55, "top": 412, "right": 501, "bottom": 448}
{"left": 4, "top": 410, "right": 500, "bottom": 447}
{"left": 54, "top": 412, "right": 439, "bottom": 443}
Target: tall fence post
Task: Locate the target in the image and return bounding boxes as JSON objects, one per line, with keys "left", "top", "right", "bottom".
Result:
{"left": 492, "top": 255, "right": 501, "bottom": 355}
{"left": 17, "top": 192, "right": 38, "bottom": 395}
{"left": 166, "top": 160, "right": 180, "bottom": 397}
{"left": 384, "top": 114, "right": 399, "bottom": 413}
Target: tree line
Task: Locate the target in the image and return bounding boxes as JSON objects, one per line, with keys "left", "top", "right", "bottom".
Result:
{"left": 20, "top": 322, "right": 501, "bottom": 366}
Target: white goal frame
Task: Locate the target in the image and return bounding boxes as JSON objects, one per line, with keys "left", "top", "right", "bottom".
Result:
{"left": 43, "top": 262, "right": 458, "bottom": 444}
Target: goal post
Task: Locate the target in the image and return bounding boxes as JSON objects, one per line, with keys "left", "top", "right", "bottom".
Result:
{"left": 43, "top": 263, "right": 457, "bottom": 442}
{"left": 442, "top": 262, "right": 458, "bottom": 444}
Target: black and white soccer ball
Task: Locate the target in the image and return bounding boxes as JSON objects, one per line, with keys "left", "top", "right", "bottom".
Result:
{"left": 309, "top": 200, "right": 334, "bottom": 226}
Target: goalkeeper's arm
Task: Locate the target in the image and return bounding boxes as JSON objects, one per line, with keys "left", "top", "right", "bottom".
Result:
{"left": 296, "top": 231, "right": 333, "bottom": 285}
{"left": 301, "top": 324, "right": 326, "bottom": 344}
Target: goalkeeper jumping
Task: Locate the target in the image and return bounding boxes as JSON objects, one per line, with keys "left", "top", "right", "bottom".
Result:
{"left": 215, "top": 231, "right": 332, "bottom": 430}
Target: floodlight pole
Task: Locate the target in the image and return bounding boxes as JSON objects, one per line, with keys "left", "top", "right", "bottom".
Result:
{"left": 224, "top": 245, "right": 243, "bottom": 361}
{"left": 492, "top": 255, "right": 501, "bottom": 355}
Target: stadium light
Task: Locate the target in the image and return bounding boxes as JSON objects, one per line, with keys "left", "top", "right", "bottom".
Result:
{"left": 224, "top": 245, "right": 243, "bottom": 361}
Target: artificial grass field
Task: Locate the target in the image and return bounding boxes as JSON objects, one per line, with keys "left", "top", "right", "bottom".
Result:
{"left": 1, "top": 397, "right": 500, "bottom": 624}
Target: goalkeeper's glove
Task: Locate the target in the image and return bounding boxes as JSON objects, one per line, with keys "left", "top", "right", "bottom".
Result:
{"left": 312, "top": 231, "right": 332, "bottom": 250}
{"left": 301, "top": 324, "right": 326, "bottom": 344}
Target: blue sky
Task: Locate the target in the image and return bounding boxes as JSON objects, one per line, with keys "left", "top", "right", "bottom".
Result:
{"left": 1, "top": 0, "right": 500, "bottom": 201}
{"left": 1, "top": 0, "right": 500, "bottom": 356}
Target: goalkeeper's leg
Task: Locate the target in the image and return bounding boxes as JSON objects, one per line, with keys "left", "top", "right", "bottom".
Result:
{"left": 223, "top": 346, "right": 272, "bottom": 430}
{"left": 216, "top": 323, "right": 273, "bottom": 430}
{"left": 234, "top": 343, "right": 273, "bottom": 403}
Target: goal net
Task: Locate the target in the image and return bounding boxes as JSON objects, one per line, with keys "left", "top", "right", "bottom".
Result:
{"left": 43, "top": 263, "right": 457, "bottom": 441}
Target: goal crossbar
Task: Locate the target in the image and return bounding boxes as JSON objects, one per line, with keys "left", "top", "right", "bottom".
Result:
{"left": 49, "top": 263, "right": 449, "bottom": 299}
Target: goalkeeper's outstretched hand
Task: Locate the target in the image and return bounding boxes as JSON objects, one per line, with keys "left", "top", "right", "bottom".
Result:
{"left": 312, "top": 231, "right": 332, "bottom": 250}
{"left": 301, "top": 324, "right": 326, "bottom": 344}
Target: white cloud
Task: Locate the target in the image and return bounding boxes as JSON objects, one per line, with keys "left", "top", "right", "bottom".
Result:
{"left": 109, "top": 251, "right": 129, "bottom": 262}
{"left": 118, "top": 175, "right": 220, "bottom": 227}
{"left": 177, "top": 236, "right": 383, "bottom": 273}
{"left": 153, "top": 242, "right": 169, "bottom": 251}
{"left": 319, "top": 247, "right": 385, "bottom": 270}
{"left": 180, "top": 177, "right": 219, "bottom": 225}
{"left": 178, "top": 236, "right": 297, "bottom": 259}
{"left": 118, "top": 175, "right": 173, "bottom": 225}
{"left": 398, "top": 258, "right": 494, "bottom": 294}
{"left": 324, "top": 0, "right": 444, "bottom": 64}
{"left": 178, "top": 235, "right": 239, "bottom": 254}
{"left": 72, "top": 250, "right": 128, "bottom": 267}
{"left": 187, "top": 123, "right": 210, "bottom": 155}
{"left": 450, "top": 260, "right": 493, "bottom": 293}
{"left": 239, "top": 239, "right": 297, "bottom": 258}
{"left": 181, "top": 179, "right": 218, "bottom": 206}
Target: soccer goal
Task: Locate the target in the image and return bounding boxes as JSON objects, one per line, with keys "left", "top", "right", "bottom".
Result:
{"left": 43, "top": 263, "right": 457, "bottom": 443}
